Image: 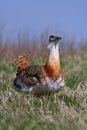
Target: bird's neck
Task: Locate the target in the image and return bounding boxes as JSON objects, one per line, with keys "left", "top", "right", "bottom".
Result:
{"left": 44, "top": 43, "right": 61, "bottom": 79}
{"left": 48, "top": 44, "right": 60, "bottom": 62}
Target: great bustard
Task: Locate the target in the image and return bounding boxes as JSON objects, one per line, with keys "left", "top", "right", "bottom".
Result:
{"left": 14, "top": 35, "right": 64, "bottom": 96}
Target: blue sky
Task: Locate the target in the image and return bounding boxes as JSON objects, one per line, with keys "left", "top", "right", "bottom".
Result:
{"left": 0, "top": 0, "right": 87, "bottom": 41}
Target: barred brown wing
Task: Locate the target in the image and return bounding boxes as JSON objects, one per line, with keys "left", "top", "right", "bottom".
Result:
{"left": 16, "top": 66, "right": 44, "bottom": 87}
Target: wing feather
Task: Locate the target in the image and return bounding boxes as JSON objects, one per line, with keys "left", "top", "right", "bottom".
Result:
{"left": 17, "top": 66, "right": 44, "bottom": 87}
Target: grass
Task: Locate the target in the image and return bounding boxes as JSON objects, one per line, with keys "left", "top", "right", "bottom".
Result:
{"left": 0, "top": 55, "right": 87, "bottom": 130}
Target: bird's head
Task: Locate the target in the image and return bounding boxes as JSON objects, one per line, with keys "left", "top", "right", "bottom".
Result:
{"left": 48, "top": 35, "right": 62, "bottom": 49}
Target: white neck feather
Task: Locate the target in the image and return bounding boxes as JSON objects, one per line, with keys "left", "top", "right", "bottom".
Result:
{"left": 48, "top": 43, "right": 60, "bottom": 61}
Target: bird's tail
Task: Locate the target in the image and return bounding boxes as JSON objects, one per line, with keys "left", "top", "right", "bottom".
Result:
{"left": 15, "top": 53, "right": 29, "bottom": 73}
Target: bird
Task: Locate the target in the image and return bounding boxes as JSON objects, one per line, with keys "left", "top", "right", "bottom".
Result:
{"left": 14, "top": 35, "right": 65, "bottom": 96}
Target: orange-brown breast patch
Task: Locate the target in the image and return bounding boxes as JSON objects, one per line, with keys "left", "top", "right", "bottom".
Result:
{"left": 43, "top": 59, "right": 61, "bottom": 79}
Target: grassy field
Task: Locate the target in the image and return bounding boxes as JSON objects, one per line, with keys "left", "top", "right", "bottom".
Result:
{"left": 0, "top": 55, "right": 87, "bottom": 130}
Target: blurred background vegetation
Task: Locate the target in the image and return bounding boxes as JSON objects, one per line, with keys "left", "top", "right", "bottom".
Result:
{"left": 0, "top": 26, "right": 87, "bottom": 61}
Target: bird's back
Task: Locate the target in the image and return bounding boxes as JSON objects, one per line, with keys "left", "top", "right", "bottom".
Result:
{"left": 15, "top": 66, "right": 45, "bottom": 87}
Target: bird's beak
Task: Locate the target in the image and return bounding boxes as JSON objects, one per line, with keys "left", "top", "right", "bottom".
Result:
{"left": 57, "top": 36, "right": 62, "bottom": 40}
